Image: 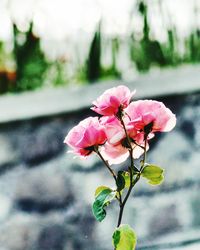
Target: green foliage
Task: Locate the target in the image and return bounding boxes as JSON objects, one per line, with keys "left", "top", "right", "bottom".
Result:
{"left": 100, "top": 66, "right": 121, "bottom": 81}
{"left": 100, "top": 38, "right": 121, "bottom": 79}
{"left": 92, "top": 186, "right": 116, "bottom": 222}
{"left": 2, "top": 0, "right": 200, "bottom": 95}
{"left": 116, "top": 171, "right": 130, "bottom": 199}
{"left": 112, "top": 224, "right": 137, "bottom": 250}
{"left": 116, "top": 169, "right": 139, "bottom": 198}
{"left": 0, "top": 42, "right": 16, "bottom": 94}
{"left": 122, "top": 171, "right": 131, "bottom": 188}
{"left": 141, "top": 164, "right": 164, "bottom": 185}
{"left": 13, "top": 24, "right": 49, "bottom": 92}
{"left": 53, "top": 61, "right": 67, "bottom": 86}
{"left": 116, "top": 171, "right": 126, "bottom": 191}
{"left": 94, "top": 186, "right": 112, "bottom": 198}
{"left": 87, "top": 23, "right": 101, "bottom": 82}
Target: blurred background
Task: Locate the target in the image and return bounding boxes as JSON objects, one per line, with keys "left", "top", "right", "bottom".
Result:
{"left": 1, "top": 0, "right": 200, "bottom": 93}
{"left": 0, "top": 0, "right": 200, "bottom": 249}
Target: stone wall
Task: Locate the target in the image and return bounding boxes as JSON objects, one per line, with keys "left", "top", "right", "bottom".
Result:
{"left": 0, "top": 90, "right": 200, "bottom": 250}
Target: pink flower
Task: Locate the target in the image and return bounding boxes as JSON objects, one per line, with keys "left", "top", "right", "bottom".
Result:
{"left": 91, "top": 85, "right": 135, "bottom": 116}
{"left": 100, "top": 116, "right": 125, "bottom": 144}
{"left": 100, "top": 142, "right": 144, "bottom": 165}
{"left": 99, "top": 99, "right": 176, "bottom": 165}
{"left": 100, "top": 115, "right": 144, "bottom": 164}
{"left": 125, "top": 100, "right": 176, "bottom": 137}
{"left": 100, "top": 143, "right": 129, "bottom": 165}
{"left": 64, "top": 117, "right": 107, "bottom": 157}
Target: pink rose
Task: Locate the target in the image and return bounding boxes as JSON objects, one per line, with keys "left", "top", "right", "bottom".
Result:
{"left": 125, "top": 100, "right": 176, "bottom": 137}
{"left": 100, "top": 116, "right": 125, "bottom": 144}
{"left": 100, "top": 142, "right": 144, "bottom": 165}
{"left": 100, "top": 115, "right": 144, "bottom": 164}
{"left": 64, "top": 117, "right": 107, "bottom": 157}
{"left": 91, "top": 85, "right": 135, "bottom": 116}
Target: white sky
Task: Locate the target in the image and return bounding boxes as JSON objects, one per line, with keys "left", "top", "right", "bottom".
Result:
{"left": 0, "top": 0, "right": 200, "bottom": 59}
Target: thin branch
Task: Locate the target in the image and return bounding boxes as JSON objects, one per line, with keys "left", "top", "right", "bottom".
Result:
{"left": 144, "top": 139, "right": 147, "bottom": 163}
{"left": 95, "top": 148, "right": 123, "bottom": 206}
{"left": 116, "top": 115, "right": 138, "bottom": 227}
{"left": 95, "top": 148, "right": 117, "bottom": 181}
{"left": 140, "top": 138, "right": 148, "bottom": 172}
{"left": 117, "top": 171, "right": 140, "bottom": 227}
{"left": 117, "top": 138, "right": 148, "bottom": 227}
{"left": 120, "top": 117, "right": 132, "bottom": 150}
{"left": 133, "top": 140, "right": 145, "bottom": 150}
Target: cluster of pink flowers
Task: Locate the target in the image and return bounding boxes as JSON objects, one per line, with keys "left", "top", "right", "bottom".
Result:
{"left": 64, "top": 85, "right": 176, "bottom": 165}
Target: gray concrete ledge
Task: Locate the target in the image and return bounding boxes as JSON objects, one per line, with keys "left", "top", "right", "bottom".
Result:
{"left": 0, "top": 64, "right": 200, "bottom": 123}
{"left": 138, "top": 229, "right": 200, "bottom": 249}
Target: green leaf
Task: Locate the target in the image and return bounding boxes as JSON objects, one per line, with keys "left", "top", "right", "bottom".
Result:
{"left": 92, "top": 187, "right": 116, "bottom": 222}
{"left": 116, "top": 171, "right": 126, "bottom": 191}
{"left": 112, "top": 224, "right": 137, "bottom": 250}
{"left": 122, "top": 171, "right": 131, "bottom": 188}
{"left": 95, "top": 186, "right": 112, "bottom": 198}
{"left": 119, "top": 171, "right": 133, "bottom": 188}
{"left": 141, "top": 164, "right": 164, "bottom": 185}
{"left": 120, "top": 169, "right": 139, "bottom": 188}
{"left": 116, "top": 171, "right": 131, "bottom": 199}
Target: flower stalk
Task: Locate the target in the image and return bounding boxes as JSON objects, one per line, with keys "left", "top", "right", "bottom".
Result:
{"left": 64, "top": 85, "right": 176, "bottom": 250}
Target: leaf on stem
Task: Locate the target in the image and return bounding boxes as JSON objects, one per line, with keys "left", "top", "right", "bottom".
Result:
{"left": 112, "top": 224, "right": 137, "bottom": 250}
{"left": 141, "top": 164, "right": 164, "bottom": 185}
{"left": 116, "top": 169, "right": 138, "bottom": 191}
{"left": 122, "top": 171, "right": 131, "bottom": 188}
{"left": 95, "top": 186, "right": 112, "bottom": 198}
{"left": 92, "top": 186, "right": 116, "bottom": 222}
{"left": 116, "top": 171, "right": 126, "bottom": 191}
{"left": 116, "top": 171, "right": 131, "bottom": 199}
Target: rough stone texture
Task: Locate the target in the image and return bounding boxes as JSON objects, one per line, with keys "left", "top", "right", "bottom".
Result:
{"left": 14, "top": 167, "right": 73, "bottom": 213}
{"left": 148, "top": 204, "right": 181, "bottom": 237}
{"left": 0, "top": 92, "right": 200, "bottom": 249}
{"left": 36, "top": 224, "right": 65, "bottom": 250}
{"left": 0, "top": 135, "right": 18, "bottom": 170}
{"left": 19, "top": 121, "right": 65, "bottom": 166}
{"left": 0, "top": 213, "right": 40, "bottom": 250}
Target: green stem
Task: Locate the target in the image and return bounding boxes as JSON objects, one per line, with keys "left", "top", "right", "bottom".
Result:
{"left": 120, "top": 117, "right": 132, "bottom": 150}
{"left": 116, "top": 115, "right": 149, "bottom": 228}
{"left": 140, "top": 138, "right": 148, "bottom": 172}
{"left": 116, "top": 115, "right": 138, "bottom": 227}
{"left": 95, "top": 148, "right": 117, "bottom": 181}
{"left": 95, "top": 148, "right": 123, "bottom": 206}
{"left": 117, "top": 171, "right": 140, "bottom": 227}
{"left": 144, "top": 138, "right": 147, "bottom": 163}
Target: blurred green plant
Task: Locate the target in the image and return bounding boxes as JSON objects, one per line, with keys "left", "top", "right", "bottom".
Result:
{"left": 130, "top": 0, "right": 200, "bottom": 71}
{"left": 87, "top": 23, "right": 101, "bottom": 82}
{"left": 0, "top": 42, "right": 16, "bottom": 94}
{"left": 101, "top": 38, "right": 121, "bottom": 80}
{"left": 0, "top": 0, "right": 200, "bottom": 94}
{"left": 13, "top": 24, "right": 49, "bottom": 91}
